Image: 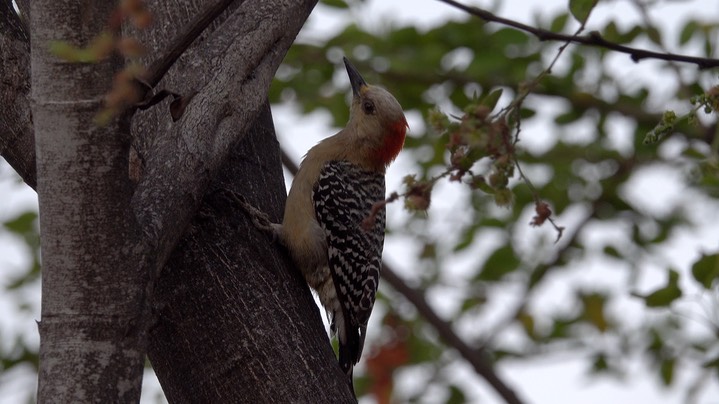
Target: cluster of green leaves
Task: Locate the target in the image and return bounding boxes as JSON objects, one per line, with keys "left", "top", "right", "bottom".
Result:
{"left": 425, "top": 94, "right": 516, "bottom": 207}
{"left": 275, "top": 3, "right": 719, "bottom": 401}
{"left": 644, "top": 87, "right": 719, "bottom": 145}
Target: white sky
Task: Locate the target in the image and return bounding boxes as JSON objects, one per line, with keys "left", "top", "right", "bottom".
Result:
{"left": 2, "top": 1, "right": 719, "bottom": 403}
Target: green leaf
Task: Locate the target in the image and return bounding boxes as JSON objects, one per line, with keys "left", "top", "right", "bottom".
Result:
{"left": 602, "top": 21, "right": 620, "bottom": 42}
{"left": 603, "top": 246, "right": 621, "bottom": 259}
{"left": 4, "top": 211, "right": 38, "bottom": 235}
{"left": 420, "top": 242, "right": 437, "bottom": 259}
{"left": 548, "top": 318, "right": 577, "bottom": 339}
{"left": 320, "top": 0, "right": 349, "bottom": 8}
{"left": 645, "top": 26, "right": 662, "bottom": 46}
{"left": 691, "top": 252, "right": 719, "bottom": 289}
{"left": 480, "top": 88, "right": 503, "bottom": 111}
{"left": 49, "top": 40, "right": 81, "bottom": 61}
{"left": 517, "top": 311, "right": 536, "bottom": 339}
{"left": 550, "top": 13, "right": 570, "bottom": 33}
{"left": 554, "top": 110, "right": 583, "bottom": 124}
{"left": 519, "top": 107, "right": 536, "bottom": 119}
{"left": 580, "top": 293, "right": 609, "bottom": 332}
{"left": 679, "top": 21, "right": 699, "bottom": 45}
{"left": 702, "top": 353, "right": 719, "bottom": 370}
{"left": 660, "top": 358, "right": 675, "bottom": 386}
{"left": 590, "top": 352, "right": 609, "bottom": 373}
{"left": 618, "top": 26, "right": 643, "bottom": 44}
{"left": 459, "top": 295, "right": 487, "bottom": 312}
{"left": 633, "top": 269, "right": 682, "bottom": 307}
{"left": 407, "top": 325, "right": 442, "bottom": 363}
{"left": 490, "top": 28, "right": 530, "bottom": 47}
{"left": 453, "top": 227, "right": 476, "bottom": 252}
{"left": 681, "top": 146, "right": 708, "bottom": 160}
{"left": 447, "top": 385, "right": 466, "bottom": 404}
{"left": 477, "top": 246, "right": 520, "bottom": 281}
{"left": 569, "top": 0, "right": 598, "bottom": 24}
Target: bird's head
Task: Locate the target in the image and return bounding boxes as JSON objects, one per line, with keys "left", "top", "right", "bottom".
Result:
{"left": 344, "top": 57, "right": 407, "bottom": 168}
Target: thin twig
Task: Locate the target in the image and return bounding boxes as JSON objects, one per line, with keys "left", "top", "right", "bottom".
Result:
{"left": 489, "top": 156, "right": 640, "bottom": 339}
{"left": 496, "top": 16, "right": 588, "bottom": 240}
{"left": 485, "top": 208, "right": 594, "bottom": 343}
{"left": 436, "top": 0, "right": 719, "bottom": 69}
{"left": 630, "top": 0, "right": 691, "bottom": 95}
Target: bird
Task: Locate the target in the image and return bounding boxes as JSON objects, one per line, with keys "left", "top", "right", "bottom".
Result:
{"left": 273, "top": 56, "right": 407, "bottom": 392}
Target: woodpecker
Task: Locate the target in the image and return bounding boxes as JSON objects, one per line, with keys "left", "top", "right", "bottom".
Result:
{"left": 274, "top": 57, "right": 407, "bottom": 389}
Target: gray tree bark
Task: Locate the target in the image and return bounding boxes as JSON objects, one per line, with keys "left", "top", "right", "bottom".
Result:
{"left": 0, "top": 0, "right": 34, "bottom": 188}
{"left": 3, "top": 0, "right": 355, "bottom": 402}
{"left": 31, "top": 0, "right": 146, "bottom": 401}
{"left": 148, "top": 103, "right": 353, "bottom": 402}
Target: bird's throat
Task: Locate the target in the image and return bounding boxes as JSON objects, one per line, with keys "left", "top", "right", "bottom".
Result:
{"left": 375, "top": 120, "right": 407, "bottom": 167}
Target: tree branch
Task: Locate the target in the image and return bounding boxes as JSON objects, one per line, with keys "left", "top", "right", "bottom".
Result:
{"left": 130, "top": 1, "right": 316, "bottom": 308}
{"left": 0, "top": 0, "right": 35, "bottom": 189}
{"left": 142, "top": 0, "right": 240, "bottom": 90}
{"left": 381, "top": 265, "right": 525, "bottom": 404}
{"left": 0, "top": 0, "right": 241, "bottom": 190}
{"left": 148, "top": 102, "right": 355, "bottom": 402}
{"left": 437, "top": 0, "right": 719, "bottom": 69}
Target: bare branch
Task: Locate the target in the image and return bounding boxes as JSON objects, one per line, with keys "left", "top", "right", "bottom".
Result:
{"left": 437, "top": 0, "right": 719, "bottom": 69}
{"left": 381, "top": 265, "right": 525, "bottom": 404}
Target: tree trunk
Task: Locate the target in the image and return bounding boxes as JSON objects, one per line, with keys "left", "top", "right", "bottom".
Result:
{"left": 131, "top": 1, "right": 354, "bottom": 399}
{"left": 5, "top": 0, "right": 355, "bottom": 401}
{"left": 148, "top": 102, "right": 355, "bottom": 402}
{"left": 31, "top": 0, "right": 145, "bottom": 401}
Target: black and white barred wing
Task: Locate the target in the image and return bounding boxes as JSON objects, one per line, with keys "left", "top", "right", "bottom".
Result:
{"left": 312, "top": 160, "right": 386, "bottom": 362}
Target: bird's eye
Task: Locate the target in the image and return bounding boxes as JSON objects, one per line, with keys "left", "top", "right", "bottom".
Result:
{"left": 362, "top": 100, "right": 375, "bottom": 115}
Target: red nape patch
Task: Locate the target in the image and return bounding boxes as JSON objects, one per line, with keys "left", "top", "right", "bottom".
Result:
{"left": 377, "top": 119, "right": 408, "bottom": 166}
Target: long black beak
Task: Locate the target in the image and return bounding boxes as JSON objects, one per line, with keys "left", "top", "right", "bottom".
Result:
{"left": 343, "top": 57, "right": 367, "bottom": 97}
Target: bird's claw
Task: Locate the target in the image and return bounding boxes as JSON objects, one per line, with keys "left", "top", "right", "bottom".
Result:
{"left": 221, "top": 188, "right": 280, "bottom": 240}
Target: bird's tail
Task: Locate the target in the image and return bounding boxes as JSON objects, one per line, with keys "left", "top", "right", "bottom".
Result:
{"left": 339, "top": 323, "right": 363, "bottom": 397}
{"left": 338, "top": 327, "right": 360, "bottom": 375}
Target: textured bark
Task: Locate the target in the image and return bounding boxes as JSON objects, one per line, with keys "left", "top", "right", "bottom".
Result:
{"left": 31, "top": 0, "right": 145, "bottom": 402}
{"left": 0, "top": 0, "right": 35, "bottom": 188}
{"left": 127, "top": 0, "right": 318, "bottom": 314}
{"left": 5, "top": 0, "right": 353, "bottom": 401}
{"left": 148, "top": 103, "right": 354, "bottom": 402}
{"left": 130, "top": 2, "right": 353, "bottom": 400}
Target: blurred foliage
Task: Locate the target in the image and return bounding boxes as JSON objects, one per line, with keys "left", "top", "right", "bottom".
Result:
{"left": 273, "top": 2, "right": 719, "bottom": 402}
{"left": 0, "top": 209, "right": 40, "bottom": 402}
{"left": 4, "top": 1, "right": 719, "bottom": 403}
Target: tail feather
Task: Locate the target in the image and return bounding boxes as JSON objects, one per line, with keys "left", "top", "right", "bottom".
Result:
{"left": 338, "top": 325, "right": 360, "bottom": 374}
{"left": 338, "top": 320, "right": 363, "bottom": 397}
{"left": 356, "top": 324, "right": 367, "bottom": 363}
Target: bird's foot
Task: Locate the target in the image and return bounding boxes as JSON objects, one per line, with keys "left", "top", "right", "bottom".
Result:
{"left": 221, "top": 188, "right": 280, "bottom": 241}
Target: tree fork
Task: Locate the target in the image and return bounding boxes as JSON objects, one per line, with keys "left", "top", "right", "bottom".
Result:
{"left": 148, "top": 103, "right": 355, "bottom": 402}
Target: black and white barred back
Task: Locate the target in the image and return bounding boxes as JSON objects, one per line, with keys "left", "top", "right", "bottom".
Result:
{"left": 312, "top": 160, "right": 386, "bottom": 372}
